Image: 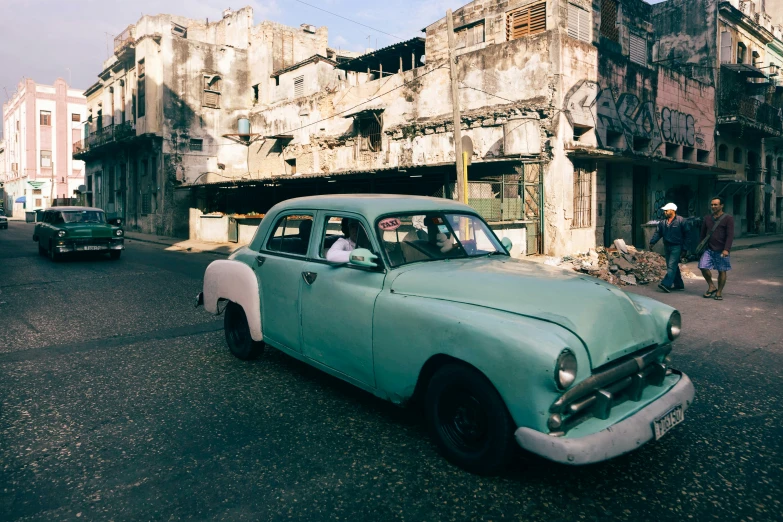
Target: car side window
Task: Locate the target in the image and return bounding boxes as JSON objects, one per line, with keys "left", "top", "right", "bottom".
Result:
{"left": 43, "top": 211, "right": 53, "bottom": 224}
{"left": 265, "top": 214, "right": 313, "bottom": 256}
{"left": 53, "top": 213, "right": 65, "bottom": 225}
{"left": 319, "top": 215, "right": 372, "bottom": 259}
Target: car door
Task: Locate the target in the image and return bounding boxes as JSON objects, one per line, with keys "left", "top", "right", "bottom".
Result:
{"left": 37, "top": 211, "right": 53, "bottom": 245}
{"left": 299, "top": 214, "right": 385, "bottom": 387}
{"left": 256, "top": 212, "right": 314, "bottom": 353}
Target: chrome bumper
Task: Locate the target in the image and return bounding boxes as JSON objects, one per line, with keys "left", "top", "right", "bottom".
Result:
{"left": 515, "top": 372, "right": 695, "bottom": 465}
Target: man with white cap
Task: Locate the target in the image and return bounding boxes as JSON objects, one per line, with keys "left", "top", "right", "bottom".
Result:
{"left": 649, "top": 202, "right": 689, "bottom": 292}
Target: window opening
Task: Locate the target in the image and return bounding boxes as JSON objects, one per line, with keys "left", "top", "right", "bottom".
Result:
{"left": 267, "top": 215, "right": 314, "bottom": 256}
{"left": 358, "top": 114, "right": 382, "bottom": 152}
{"left": 507, "top": 1, "right": 546, "bottom": 41}
{"left": 203, "top": 75, "right": 222, "bottom": 108}
{"left": 171, "top": 23, "right": 187, "bottom": 38}
{"left": 567, "top": 4, "right": 591, "bottom": 43}
{"left": 600, "top": 0, "right": 619, "bottom": 42}
{"left": 40, "top": 111, "right": 52, "bottom": 126}
{"left": 456, "top": 20, "right": 485, "bottom": 48}
{"left": 629, "top": 33, "right": 647, "bottom": 66}
{"left": 72, "top": 113, "right": 81, "bottom": 122}
{"left": 737, "top": 43, "right": 746, "bottom": 64}
{"left": 137, "top": 59, "right": 146, "bottom": 118}
{"left": 41, "top": 150, "right": 52, "bottom": 168}
{"left": 189, "top": 138, "right": 203, "bottom": 151}
{"left": 294, "top": 75, "right": 304, "bottom": 98}
{"left": 733, "top": 147, "right": 743, "bottom": 163}
{"left": 285, "top": 158, "right": 297, "bottom": 174}
{"left": 718, "top": 144, "right": 728, "bottom": 161}
{"left": 573, "top": 167, "right": 592, "bottom": 228}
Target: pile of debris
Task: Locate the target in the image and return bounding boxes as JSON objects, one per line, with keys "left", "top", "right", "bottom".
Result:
{"left": 547, "top": 239, "right": 698, "bottom": 287}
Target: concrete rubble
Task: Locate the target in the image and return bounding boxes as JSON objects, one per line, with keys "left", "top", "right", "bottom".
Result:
{"left": 544, "top": 240, "right": 699, "bottom": 287}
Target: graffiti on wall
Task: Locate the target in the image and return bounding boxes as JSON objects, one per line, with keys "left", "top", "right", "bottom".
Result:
{"left": 564, "top": 81, "right": 707, "bottom": 153}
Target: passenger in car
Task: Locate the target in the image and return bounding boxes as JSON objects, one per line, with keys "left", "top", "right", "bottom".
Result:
{"left": 326, "top": 219, "right": 359, "bottom": 263}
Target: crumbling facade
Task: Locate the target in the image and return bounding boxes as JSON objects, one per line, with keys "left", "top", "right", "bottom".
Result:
{"left": 3, "top": 78, "right": 86, "bottom": 216}
{"left": 74, "top": 7, "right": 327, "bottom": 237}
{"left": 654, "top": 0, "right": 783, "bottom": 235}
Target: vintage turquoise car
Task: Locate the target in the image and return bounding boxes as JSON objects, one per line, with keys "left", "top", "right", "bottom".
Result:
{"left": 197, "top": 195, "right": 694, "bottom": 474}
{"left": 33, "top": 206, "right": 124, "bottom": 261}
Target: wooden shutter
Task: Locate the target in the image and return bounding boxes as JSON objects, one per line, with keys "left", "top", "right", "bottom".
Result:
{"left": 294, "top": 76, "right": 304, "bottom": 98}
{"left": 203, "top": 91, "right": 220, "bottom": 108}
{"left": 629, "top": 33, "right": 647, "bottom": 65}
{"left": 720, "top": 31, "right": 732, "bottom": 64}
{"left": 507, "top": 1, "right": 546, "bottom": 41}
{"left": 567, "top": 4, "right": 590, "bottom": 42}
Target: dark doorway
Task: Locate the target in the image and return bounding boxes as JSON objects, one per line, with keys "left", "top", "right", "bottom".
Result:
{"left": 632, "top": 166, "right": 649, "bottom": 248}
{"left": 747, "top": 152, "right": 759, "bottom": 233}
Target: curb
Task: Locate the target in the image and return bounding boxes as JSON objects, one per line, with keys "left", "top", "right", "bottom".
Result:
{"left": 125, "top": 235, "right": 233, "bottom": 257}
{"left": 731, "top": 239, "right": 783, "bottom": 252}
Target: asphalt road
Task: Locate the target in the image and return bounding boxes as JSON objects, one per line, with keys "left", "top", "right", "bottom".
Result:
{"left": 1, "top": 220, "right": 781, "bottom": 521}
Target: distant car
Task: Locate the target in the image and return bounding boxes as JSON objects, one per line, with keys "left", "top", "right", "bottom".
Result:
{"left": 0, "top": 209, "right": 7, "bottom": 229}
{"left": 32, "top": 206, "right": 124, "bottom": 261}
{"left": 197, "top": 195, "right": 694, "bottom": 475}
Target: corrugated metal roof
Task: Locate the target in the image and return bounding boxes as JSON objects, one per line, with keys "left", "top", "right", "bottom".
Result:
{"left": 336, "top": 37, "right": 425, "bottom": 73}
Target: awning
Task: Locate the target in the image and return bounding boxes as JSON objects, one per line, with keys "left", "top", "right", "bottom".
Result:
{"left": 721, "top": 63, "right": 768, "bottom": 78}
{"left": 715, "top": 180, "right": 764, "bottom": 198}
{"left": 27, "top": 181, "right": 46, "bottom": 188}
{"left": 15, "top": 196, "right": 26, "bottom": 203}
{"left": 336, "top": 37, "right": 426, "bottom": 75}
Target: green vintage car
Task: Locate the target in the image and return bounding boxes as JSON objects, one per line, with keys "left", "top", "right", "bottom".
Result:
{"left": 197, "top": 195, "right": 694, "bottom": 474}
{"left": 33, "top": 206, "right": 124, "bottom": 261}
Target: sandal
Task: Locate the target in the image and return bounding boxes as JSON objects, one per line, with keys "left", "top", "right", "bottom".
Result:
{"left": 714, "top": 295, "right": 723, "bottom": 301}
{"left": 703, "top": 289, "right": 717, "bottom": 298}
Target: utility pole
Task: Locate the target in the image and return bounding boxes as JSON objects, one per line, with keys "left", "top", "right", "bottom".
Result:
{"left": 446, "top": 9, "right": 465, "bottom": 203}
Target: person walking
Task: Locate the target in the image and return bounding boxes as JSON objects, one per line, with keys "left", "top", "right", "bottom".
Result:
{"left": 699, "top": 196, "right": 734, "bottom": 300}
{"left": 650, "top": 202, "right": 689, "bottom": 293}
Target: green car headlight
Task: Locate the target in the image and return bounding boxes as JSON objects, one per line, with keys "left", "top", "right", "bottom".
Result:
{"left": 555, "top": 349, "right": 578, "bottom": 390}
{"left": 58, "top": 230, "right": 66, "bottom": 237}
{"left": 667, "top": 311, "right": 681, "bottom": 341}
{"left": 115, "top": 229, "right": 123, "bottom": 236}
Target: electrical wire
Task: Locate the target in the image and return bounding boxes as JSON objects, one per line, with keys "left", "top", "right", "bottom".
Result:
{"left": 292, "top": 0, "right": 404, "bottom": 41}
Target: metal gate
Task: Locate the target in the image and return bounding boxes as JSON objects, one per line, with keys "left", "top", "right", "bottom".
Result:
{"left": 435, "top": 162, "right": 544, "bottom": 255}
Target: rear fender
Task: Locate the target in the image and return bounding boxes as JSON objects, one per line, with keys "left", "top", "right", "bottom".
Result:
{"left": 203, "top": 260, "right": 263, "bottom": 341}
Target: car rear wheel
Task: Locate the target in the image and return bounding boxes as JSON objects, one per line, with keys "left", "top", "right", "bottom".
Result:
{"left": 425, "top": 363, "right": 514, "bottom": 475}
{"left": 109, "top": 250, "right": 122, "bottom": 260}
{"left": 224, "top": 301, "right": 264, "bottom": 360}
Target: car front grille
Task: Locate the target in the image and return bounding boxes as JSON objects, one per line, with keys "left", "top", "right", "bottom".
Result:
{"left": 548, "top": 344, "right": 672, "bottom": 436}
{"left": 71, "top": 238, "right": 111, "bottom": 246}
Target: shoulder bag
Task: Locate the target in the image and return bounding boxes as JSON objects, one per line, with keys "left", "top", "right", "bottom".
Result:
{"left": 695, "top": 214, "right": 726, "bottom": 256}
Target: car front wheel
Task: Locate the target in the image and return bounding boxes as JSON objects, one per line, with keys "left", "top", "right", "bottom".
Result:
{"left": 425, "top": 363, "right": 515, "bottom": 475}
{"left": 48, "top": 241, "right": 61, "bottom": 262}
{"left": 224, "top": 301, "right": 264, "bottom": 360}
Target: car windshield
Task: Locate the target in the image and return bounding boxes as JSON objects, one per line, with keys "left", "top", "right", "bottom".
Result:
{"left": 377, "top": 212, "right": 506, "bottom": 268}
{"left": 62, "top": 210, "right": 105, "bottom": 224}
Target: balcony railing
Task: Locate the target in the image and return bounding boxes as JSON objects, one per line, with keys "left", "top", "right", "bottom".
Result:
{"left": 114, "top": 25, "right": 135, "bottom": 54}
{"left": 73, "top": 121, "right": 136, "bottom": 156}
{"left": 718, "top": 96, "right": 783, "bottom": 132}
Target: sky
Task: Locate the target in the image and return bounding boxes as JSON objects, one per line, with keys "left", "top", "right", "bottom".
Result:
{"left": 0, "top": 0, "right": 665, "bottom": 138}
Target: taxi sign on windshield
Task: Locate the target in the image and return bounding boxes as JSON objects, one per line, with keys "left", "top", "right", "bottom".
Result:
{"left": 378, "top": 218, "right": 401, "bottom": 231}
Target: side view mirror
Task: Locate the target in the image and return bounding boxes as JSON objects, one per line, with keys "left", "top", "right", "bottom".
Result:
{"left": 501, "top": 237, "right": 513, "bottom": 251}
{"left": 349, "top": 248, "right": 379, "bottom": 268}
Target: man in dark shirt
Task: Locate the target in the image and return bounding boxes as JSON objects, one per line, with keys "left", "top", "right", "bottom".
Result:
{"left": 699, "top": 196, "right": 735, "bottom": 300}
{"left": 650, "top": 202, "right": 688, "bottom": 292}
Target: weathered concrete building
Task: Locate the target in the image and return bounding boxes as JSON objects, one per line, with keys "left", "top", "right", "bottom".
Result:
{"left": 2, "top": 78, "right": 86, "bottom": 216}
{"left": 654, "top": 0, "right": 783, "bottom": 235}
{"left": 74, "top": 7, "right": 328, "bottom": 237}
{"left": 189, "top": 0, "right": 717, "bottom": 256}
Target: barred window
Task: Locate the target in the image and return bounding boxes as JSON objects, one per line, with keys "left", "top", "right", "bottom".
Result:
{"left": 573, "top": 167, "right": 592, "bottom": 228}
{"left": 600, "top": 0, "right": 619, "bottom": 42}
{"left": 507, "top": 1, "right": 546, "bottom": 41}
{"left": 190, "top": 138, "right": 203, "bottom": 151}
{"left": 141, "top": 193, "right": 152, "bottom": 214}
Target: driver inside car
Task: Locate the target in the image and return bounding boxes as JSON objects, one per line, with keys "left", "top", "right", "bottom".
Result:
{"left": 326, "top": 218, "right": 360, "bottom": 263}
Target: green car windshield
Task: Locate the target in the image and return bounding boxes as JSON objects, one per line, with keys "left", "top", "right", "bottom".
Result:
{"left": 377, "top": 213, "right": 506, "bottom": 268}
{"left": 62, "top": 211, "right": 106, "bottom": 224}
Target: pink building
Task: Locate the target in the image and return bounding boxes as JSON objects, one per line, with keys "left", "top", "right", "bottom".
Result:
{"left": 2, "top": 78, "right": 87, "bottom": 215}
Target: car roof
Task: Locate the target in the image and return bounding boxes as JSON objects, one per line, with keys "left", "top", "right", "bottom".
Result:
{"left": 48, "top": 206, "right": 105, "bottom": 212}
{"left": 268, "top": 194, "right": 477, "bottom": 222}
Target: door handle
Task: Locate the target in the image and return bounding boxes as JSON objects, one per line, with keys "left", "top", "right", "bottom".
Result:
{"left": 302, "top": 271, "right": 317, "bottom": 285}
{"left": 256, "top": 255, "right": 265, "bottom": 267}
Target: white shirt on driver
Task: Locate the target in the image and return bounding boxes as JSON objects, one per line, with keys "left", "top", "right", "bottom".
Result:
{"left": 326, "top": 237, "right": 356, "bottom": 263}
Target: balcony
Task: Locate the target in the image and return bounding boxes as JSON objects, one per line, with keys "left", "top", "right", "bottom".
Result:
{"left": 717, "top": 96, "right": 783, "bottom": 137}
{"left": 73, "top": 121, "right": 136, "bottom": 159}
{"left": 114, "top": 25, "right": 135, "bottom": 60}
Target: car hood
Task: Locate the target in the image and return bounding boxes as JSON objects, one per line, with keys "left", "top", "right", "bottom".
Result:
{"left": 388, "top": 257, "right": 664, "bottom": 368}
{"left": 62, "top": 223, "right": 115, "bottom": 238}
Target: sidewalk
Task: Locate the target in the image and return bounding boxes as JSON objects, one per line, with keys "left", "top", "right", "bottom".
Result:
{"left": 124, "top": 229, "right": 783, "bottom": 258}
{"left": 124, "top": 231, "right": 243, "bottom": 257}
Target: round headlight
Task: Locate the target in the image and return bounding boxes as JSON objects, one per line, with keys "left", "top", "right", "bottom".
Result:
{"left": 58, "top": 230, "right": 66, "bottom": 237}
{"left": 115, "top": 229, "right": 123, "bottom": 236}
{"left": 667, "top": 311, "right": 682, "bottom": 341}
{"left": 555, "top": 349, "right": 578, "bottom": 390}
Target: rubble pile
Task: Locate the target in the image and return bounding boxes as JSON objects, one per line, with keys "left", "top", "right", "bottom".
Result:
{"left": 549, "top": 239, "right": 698, "bottom": 287}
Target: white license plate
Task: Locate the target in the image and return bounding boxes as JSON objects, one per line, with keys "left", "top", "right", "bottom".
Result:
{"left": 81, "top": 245, "right": 104, "bottom": 251}
{"left": 653, "top": 404, "right": 684, "bottom": 440}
